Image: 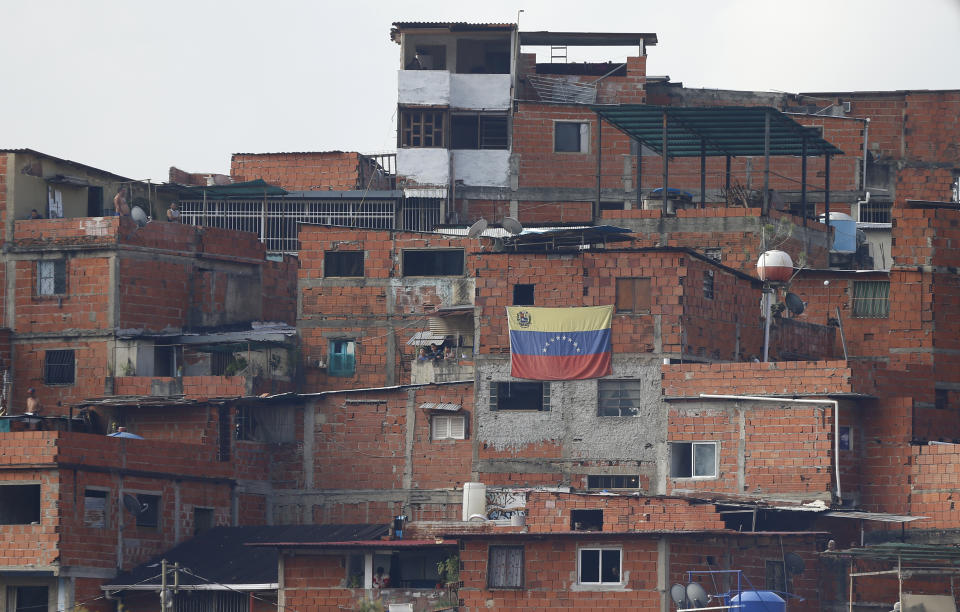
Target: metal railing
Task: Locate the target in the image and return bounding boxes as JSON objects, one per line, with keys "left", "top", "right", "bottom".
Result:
{"left": 526, "top": 74, "right": 597, "bottom": 104}
{"left": 858, "top": 200, "right": 892, "bottom": 224}
{"left": 179, "top": 198, "right": 398, "bottom": 254}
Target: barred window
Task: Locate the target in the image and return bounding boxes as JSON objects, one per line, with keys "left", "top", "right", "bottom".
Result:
{"left": 37, "top": 260, "right": 66, "bottom": 296}
{"left": 44, "top": 349, "right": 75, "bottom": 385}
{"left": 703, "top": 270, "right": 715, "bottom": 300}
{"left": 852, "top": 280, "right": 889, "bottom": 318}
{"left": 587, "top": 475, "right": 640, "bottom": 490}
{"left": 400, "top": 110, "right": 445, "bottom": 148}
{"left": 597, "top": 380, "right": 643, "bottom": 416}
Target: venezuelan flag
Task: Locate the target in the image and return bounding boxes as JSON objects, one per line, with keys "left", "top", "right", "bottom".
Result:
{"left": 507, "top": 306, "right": 613, "bottom": 380}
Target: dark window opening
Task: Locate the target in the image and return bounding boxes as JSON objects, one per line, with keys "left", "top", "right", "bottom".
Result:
{"left": 571, "top": 509, "right": 603, "bottom": 531}
{"left": 325, "top": 251, "right": 364, "bottom": 277}
{"left": 194, "top": 507, "right": 214, "bottom": 535}
{"left": 153, "top": 341, "right": 180, "bottom": 378}
{"left": 0, "top": 485, "right": 41, "bottom": 524}
{"left": 135, "top": 493, "right": 160, "bottom": 528}
{"left": 217, "top": 405, "right": 231, "bottom": 461}
{"left": 210, "top": 352, "right": 230, "bottom": 376}
{"left": 852, "top": 280, "right": 889, "bottom": 318}
{"left": 936, "top": 389, "right": 949, "bottom": 410}
{"left": 402, "top": 250, "right": 464, "bottom": 276}
{"left": 36, "top": 260, "right": 67, "bottom": 296}
{"left": 488, "top": 545, "right": 524, "bottom": 588}
{"left": 598, "top": 380, "right": 643, "bottom": 416}
{"left": 455, "top": 38, "right": 510, "bottom": 74}
{"left": 87, "top": 185, "right": 104, "bottom": 217}
{"left": 490, "top": 382, "right": 550, "bottom": 411}
{"left": 555, "top": 122, "right": 586, "bottom": 153}
{"left": 587, "top": 475, "right": 640, "bottom": 490}
{"left": 600, "top": 201, "right": 625, "bottom": 211}
{"left": 13, "top": 587, "right": 48, "bottom": 612}
{"left": 410, "top": 45, "right": 446, "bottom": 70}
{"left": 513, "top": 284, "right": 534, "bottom": 306}
{"left": 400, "top": 110, "right": 445, "bottom": 148}
{"left": 670, "top": 442, "right": 717, "bottom": 478}
{"left": 578, "top": 548, "right": 621, "bottom": 584}
{"left": 703, "top": 270, "right": 715, "bottom": 300}
{"left": 84, "top": 489, "right": 107, "bottom": 528}
{"left": 615, "top": 277, "right": 651, "bottom": 313}
{"left": 235, "top": 405, "right": 257, "bottom": 441}
{"left": 451, "top": 114, "right": 508, "bottom": 150}
{"left": 44, "top": 349, "right": 75, "bottom": 385}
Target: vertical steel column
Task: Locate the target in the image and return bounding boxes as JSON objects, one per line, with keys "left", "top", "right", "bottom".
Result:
{"left": 725, "top": 155, "right": 731, "bottom": 204}
{"left": 801, "top": 137, "right": 808, "bottom": 227}
{"left": 763, "top": 111, "right": 770, "bottom": 215}
{"left": 824, "top": 153, "right": 832, "bottom": 222}
{"left": 662, "top": 111, "right": 669, "bottom": 214}
{"left": 595, "top": 116, "right": 602, "bottom": 221}
{"left": 700, "top": 140, "right": 706, "bottom": 208}
{"left": 636, "top": 142, "right": 643, "bottom": 210}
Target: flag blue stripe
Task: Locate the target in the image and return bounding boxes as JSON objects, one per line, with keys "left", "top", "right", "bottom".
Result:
{"left": 509, "top": 329, "right": 611, "bottom": 357}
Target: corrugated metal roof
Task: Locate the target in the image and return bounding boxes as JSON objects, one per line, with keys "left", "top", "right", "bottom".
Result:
{"left": 0, "top": 148, "right": 132, "bottom": 180}
{"left": 391, "top": 22, "right": 515, "bottom": 42}
{"left": 407, "top": 331, "right": 448, "bottom": 346}
{"left": 824, "top": 511, "right": 928, "bottom": 524}
{"left": 420, "top": 402, "right": 461, "bottom": 412}
{"left": 520, "top": 31, "right": 658, "bottom": 47}
{"left": 826, "top": 542, "right": 960, "bottom": 563}
{"left": 593, "top": 104, "right": 844, "bottom": 158}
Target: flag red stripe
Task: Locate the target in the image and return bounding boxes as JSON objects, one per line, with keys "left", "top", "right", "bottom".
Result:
{"left": 510, "top": 353, "right": 612, "bottom": 381}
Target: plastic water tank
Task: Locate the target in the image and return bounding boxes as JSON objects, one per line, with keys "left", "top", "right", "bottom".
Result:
{"left": 462, "top": 482, "right": 487, "bottom": 521}
{"left": 730, "top": 590, "right": 785, "bottom": 612}
{"left": 822, "top": 212, "right": 857, "bottom": 253}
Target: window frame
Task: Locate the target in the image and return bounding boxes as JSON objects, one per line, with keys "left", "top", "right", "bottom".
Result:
{"left": 43, "top": 349, "right": 75, "bottom": 385}
{"left": 36, "top": 259, "right": 67, "bottom": 296}
{"left": 554, "top": 121, "right": 589, "bottom": 153}
{"left": 399, "top": 109, "right": 446, "bottom": 148}
{"left": 851, "top": 280, "right": 890, "bottom": 318}
{"left": 431, "top": 414, "right": 467, "bottom": 441}
{"left": 669, "top": 441, "right": 719, "bottom": 479}
{"left": 324, "top": 251, "right": 365, "bottom": 277}
{"left": 577, "top": 547, "right": 622, "bottom": 585}
{"left": 703, "top": 270, "right": 715, "bottom": 300}
{"left": 615, "top": 277, "right": 651, "bottom": 314}
{"left": 597, "top": 380, "right": 643, "bottom": 417}
{"left": 0, "top": 483, "right": 41, "bottom": 525}
{"left": 586, "top": 475, "right": 640, "bottom": 490}
{"left": 489, "top": 382, "right": 550, "bottom": 411}
{"left": 328, "top": 339, "right": 356, "bottom": 377}
{"left": 487, "top": 545, "right": 524, "bottom": 589}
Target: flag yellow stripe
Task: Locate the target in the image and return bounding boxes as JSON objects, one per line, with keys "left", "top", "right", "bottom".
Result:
{"left": 506, "top": 306, "right": 613, "bottom": 333}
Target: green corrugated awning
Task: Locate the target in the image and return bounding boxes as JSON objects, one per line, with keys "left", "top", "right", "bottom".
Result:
{"left": 178, "top": 179, "right": 288, "bottom": 199}
{"left": 591, "top": 104, "right": 844, "bottom": 158}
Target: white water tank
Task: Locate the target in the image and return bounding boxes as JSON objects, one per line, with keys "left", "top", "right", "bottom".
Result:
{"left": 462, "top": 482, "right": 487, "bottom": 521}
{"left": 756, "top": 250, "right": 794, "bottom": 283}
{"left": 821, "top": 212, "right": 857, "bottom": 253}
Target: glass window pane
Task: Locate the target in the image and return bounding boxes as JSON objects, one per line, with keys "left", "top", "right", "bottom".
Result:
{"left": 579, "top": 549, "right": 600, "bottom": 583}
{"left": 693, "top": 443, "right": 716, "bottom": 477}
{"left": 600, "top": 550, "right": 621, "bottom": 583}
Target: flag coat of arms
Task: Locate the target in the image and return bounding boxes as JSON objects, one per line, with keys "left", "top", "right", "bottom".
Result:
{"left": 506, "top": 306, "right": 613, "bottom": 380}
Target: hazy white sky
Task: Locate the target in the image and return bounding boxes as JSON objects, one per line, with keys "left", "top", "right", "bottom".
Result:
{"left": 2, "top": 0, "right": 958, "bottom": 181}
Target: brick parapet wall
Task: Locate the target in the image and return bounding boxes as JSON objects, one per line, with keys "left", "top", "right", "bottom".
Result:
{"left": 662, "top": 360, "right": 852, "bottom": 397}
{"left": 230, "top": 152, "right": 391, "bottom": 192}
{"left": 524, "top": 491, "right": 727, "bottom": 533}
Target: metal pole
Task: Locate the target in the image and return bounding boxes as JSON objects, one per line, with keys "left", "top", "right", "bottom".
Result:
{"left": 700, "top": 140, "right": 706, "bottom": 208}
{"left": 824, "top": 153, "right": 832, "bottom": 222}
{"left": 725, "top": 155, "right": 731, "bottom": 206}
{"left": 848, "top": 565, "right": 854, "bottom": 612}
{"left": 763, "top": 111, "right": 770, "bottom": 215}
{"left": 596, "top": 116, "right": 602, "bottom": 221}
{"left": 801, "top": 137, "right": 808, "bottom": 226}
{"left": 161, "top": 558, "right": 167, "bottom": 612}
{"left": 636, "top": 142, "right": 643, "bottom": 210}
{"left": 762, "top": 286, "right": 772, "bottom": 362}
{"left": 662, "top": 111, "right": 669, "bottom": 215}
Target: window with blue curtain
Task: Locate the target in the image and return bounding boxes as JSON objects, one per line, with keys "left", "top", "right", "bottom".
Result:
{"left": 328, "top": 340, "right": 356, "bottom": 377}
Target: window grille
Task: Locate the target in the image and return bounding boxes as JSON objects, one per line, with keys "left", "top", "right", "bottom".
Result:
{"left": 597, "top": 380, "right": 643, "bottom": 416}
{"left": 37, "top": 260, "right": 66, "bottom": 295}
{"left": 44, "top": 349, "right": 75, "bottom": 384}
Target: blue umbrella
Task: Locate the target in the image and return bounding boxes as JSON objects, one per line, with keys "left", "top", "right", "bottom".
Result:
{"left": 107, "top": 430, "right": 144, "bottom": 439}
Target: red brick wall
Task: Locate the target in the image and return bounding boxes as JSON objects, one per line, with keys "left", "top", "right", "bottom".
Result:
{"left": 14, "top": 340, "right": 108, "bottom": 413}
{"left": 909, "top": 442, "right": 960, "bottom": 530}
{"left": 662, "top": 360, "right": 852, "bottom": 397}
{"left": 681, "top": 256, "right": 762, "bottom": 360}
{"left": 231, "top": 152, "right": 381, "bottom": 191}
{"left": 15, "top": 255, "right": 112, "bottom": 334}
{"left": 524, "top": 491, "right": 726, "bottom": 533}
{"left": 262, "top": 255, "right": 297, "bottom": 324}
{"left": 0, "top": 434, "right": 61, "bottom": 567}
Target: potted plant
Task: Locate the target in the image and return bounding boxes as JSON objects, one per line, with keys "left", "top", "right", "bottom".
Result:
{"left": 436, "top": 554, "right": 460, "bottom": 587}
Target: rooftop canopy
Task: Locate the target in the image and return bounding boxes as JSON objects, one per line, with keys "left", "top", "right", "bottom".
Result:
{"left": 591, "top": 104, "right": 844, "bottom": 158}
{"left": 176, "top": 179, "right": 287, "bottom": 200}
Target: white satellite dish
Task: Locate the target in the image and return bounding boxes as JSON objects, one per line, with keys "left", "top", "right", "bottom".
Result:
{"left": 131, "top": 206, "right": 150, "bottom": 227}
{"left": 467, "top": 218, "right": 488, "bottom": 238}
{"left": 501, "top": 216, "right": 523, "bottom": 235}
